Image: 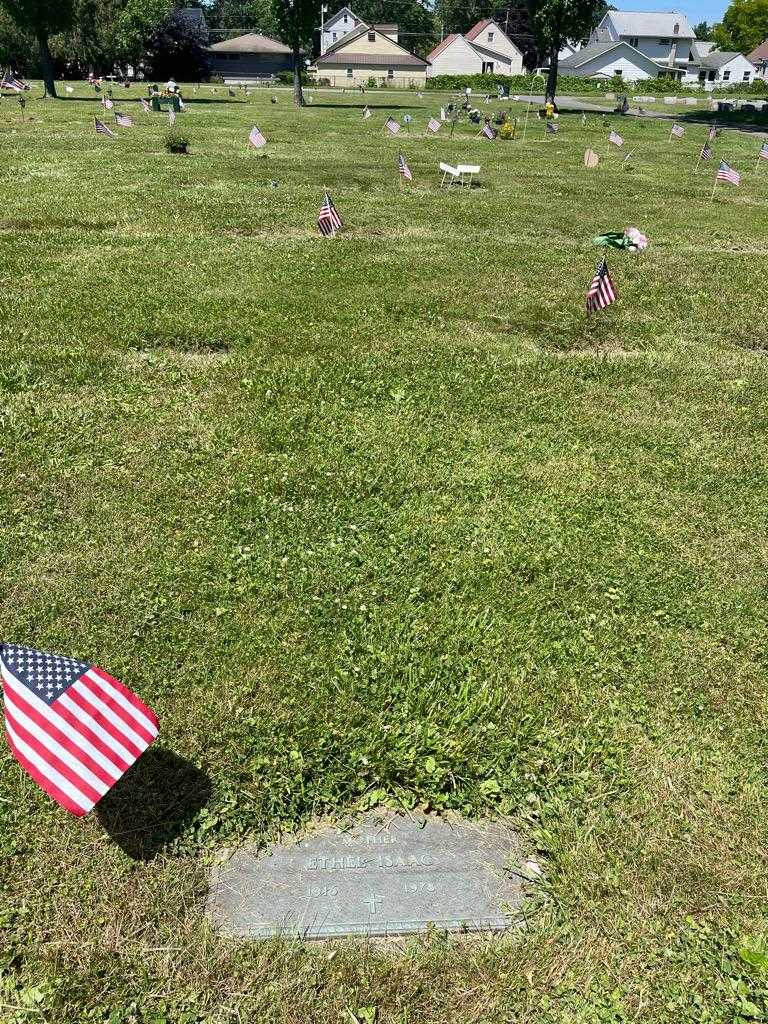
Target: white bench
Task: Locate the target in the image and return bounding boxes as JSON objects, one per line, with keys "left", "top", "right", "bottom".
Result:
{"left": 457, "top": 163, "right": 480, "bottom": 188}
{"left": 439, "top": 162, "right": 459, "bottom": 187}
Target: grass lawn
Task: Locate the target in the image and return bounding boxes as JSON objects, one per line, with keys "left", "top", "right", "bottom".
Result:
{"left": 2, "top": 82, "right": 768, "bottom": 1024}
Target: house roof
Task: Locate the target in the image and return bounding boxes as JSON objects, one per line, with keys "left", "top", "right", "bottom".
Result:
{"left": 208, "top": 33, "right": 291, "bottom": 54}
{"left": 374, "top": 24, "right": 398, "bottom": 31}
{"left": 324, "top": 6, "right": 362, "bottom": 28}
{"left": 315, "top": 51, "right": 428, "bottom": 67}
{"left": 748, "top": 39, "right": 768, "bottom": 62}
{"left": 691, "top": 40, "right": 716, "bottom": 59}
{"left": 465, "top": 19, "right": 494, "bottom": 41}
{"left": 605, "top": 10, "right": 695, "bottom": 38}
{"left": 559, "top": 40, "right": 660, "bottom": 73}
{"left": 426, "top": 34, "right": 461, "bottom": 62}
{"left": 699, "top": 50, "right": 748, "bottom": 68}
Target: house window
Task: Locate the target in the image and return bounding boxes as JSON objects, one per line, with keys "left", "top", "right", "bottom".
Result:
{"left": 343, "top": 13, "right": 348, "bottom": 22}
{"left": 332, "top": 32, "right": 337, "bottom": 40}
{"left": 488, "top": 31, "right": 494, "bottom": 42}
{"left": 482, "top": 61, "right": 495, "bottom": 73}
{"left": 659, "top": 38, "right": 668, "bottom": 45}
{"left": 744, "top": 70, "right": 751, "bottom": 80}
{"left": 698, "top": 70, "right": 705, "bottom": 81}
{"left": 673, "top": 22, "right": 679, "bottom": 33}
{"left": 368, "top": 31, "right": 375, "bottom": 41}
{"left": 346, "top": 67, "right": 353, "bottom": 77}
{"left": 708, "top": 70, "right": 715, "bottom": 80}
{"left": 613, "top": 69, "right": 622, "bottom": 76}
{"left": 628, "top": 36, "right": 638, "bottom": 47}
{"left": 723, "top": 70, "right": 731, "bottom": 80}
{"left": 387, "top": 68, "right": 394, "bottom": 79}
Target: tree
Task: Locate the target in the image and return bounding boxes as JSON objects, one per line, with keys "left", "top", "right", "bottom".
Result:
{"left": 692, "top": 19, "right": 713, "bottom": 40}
{"left": 712, "top": 0, "right": 768, "bottom": 51}
{"left": 271, "top": 0, "right": 313, "bottom": 106}
{"left": 0, "top": 0, "right": 74, "bottom": 95}
{"left": 0, "top": 7, "right": 35, "bottom": 72}
{"left": 434, "top": 0, "right": 495, "bottom": 36}
{"left": 65, "top": 0, "right": 126, "bottom": 76}
{"left": 217, "top": 0, "right": 279, "bottom": 36}
{"left": 526, "top": 0, "right": 604, "bottom": 100}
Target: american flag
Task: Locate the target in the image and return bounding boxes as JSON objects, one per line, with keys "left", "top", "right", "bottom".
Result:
{"left": 1, "top": 72, "right": 25, "bottom": 92}
{"left": 140, "top": 97, "right": 151, "bottom": 112}
{"left": 586, "top": 257, "right": 617, "bottom": 314}
{"left": 546, "top": 120, "right": 559, "bottom": 134}
{"left": 363, "top": 106, "right": 371, "bottom": 119}
{"left": 178, "top": 97, "right": 186, "bottom": 110}
{"left": 114, "top": 112, "right": 133, "bottom": 127}
{"left": 708, "top": 124, "right": 718, "bottom": 141}
{"left": 716, "top": 160, "right": 740, "bottom": 185}
{"left": 318, "top": 192, "right": 342, "bottom": 237}
{"left": 760, "top": 142, "right": 768, "bottom": 161}
{"left": 582, "top": 112, "right": 587, "bottom": 126}
{"left": 700, "top": 142, "right": 713, "bottom": 161}
{"left": 168, "top": 107, "right": 176, "bottom": 126}
{"left": 102, "top": 96, "right": 114, "bottom": 109}
{"left": 608, "top": 130, "right": 624, "bottom": 147}
{"left": 482, "top": 122, "right": 497, "bottom": 140}
{"left": 427, "top": 117, "right": 440, "bottom": 133}
{"left": 440, "top": 107, "right": 447, "bottom": 121}
{"left": 94, "top": 117, "right": 116, "bottom": 138}
{"left": 248, "top": 125, "right": 267, "bottom": 148}
{"left": 670, "top": 123, "right": 684, "bottom": 138}
{"left": 1, "top": 643, "right": 158, "bottom": 817}
{"left": 398, "top": 151, "right": 412, "bottom": 181}
{"left": 385, "top": 117, "right": 400, "bottom": 135}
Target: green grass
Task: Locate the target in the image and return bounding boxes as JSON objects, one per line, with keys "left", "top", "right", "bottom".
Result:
{"left": 2, "top": 81, "right": 768, "bottom": 1024}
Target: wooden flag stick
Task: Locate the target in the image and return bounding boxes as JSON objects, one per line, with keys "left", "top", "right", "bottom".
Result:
{"left": 710, "top": 176, "right": 719, "bottom": 201}
{"left": 695, "top": 149, "right": 703, "bottom": 173}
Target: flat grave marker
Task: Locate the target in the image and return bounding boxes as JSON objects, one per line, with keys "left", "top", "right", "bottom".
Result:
{"left": 208, "top": 812, "right": 530, "bottom": 940}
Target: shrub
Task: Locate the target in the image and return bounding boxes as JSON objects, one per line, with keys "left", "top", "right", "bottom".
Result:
{"left": 499, "top": 119, "right": 515, "bottom": 140}
{"left": 164, "top": 129, "right": 190, "bottom": 154}
{"left": 367, "top": 77, "right": 376, "bottom": 88}
{"left": 276, "top": 70, "right": 308, "bottom": 85}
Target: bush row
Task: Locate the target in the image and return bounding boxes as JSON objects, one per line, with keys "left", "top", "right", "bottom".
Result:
{"left": 425, "top": 72, "right": 768, "bottom": 98}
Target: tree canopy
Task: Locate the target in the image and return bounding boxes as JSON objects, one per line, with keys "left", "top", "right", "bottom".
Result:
{"left": 713, "top": 0, "right": 768, "bottom": 51}
{"left": 527, "top": 0, "right": 605, "bottom": 97}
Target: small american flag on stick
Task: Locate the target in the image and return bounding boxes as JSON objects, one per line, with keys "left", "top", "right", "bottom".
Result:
{"left": 546, "top": 120, "right": 559, "bottom": 134}
{"left": 608, "top": 130, "right": 624, "bottom": 147}
{"left": 1, "top": 72, "right": 25, "bottom": 92}
{"left": 140, "top": 97, "right": 151, "bottom": 113}
{"left": 716, "top": 159, "right": 740, "bottom": 185}
{"left": 481, "top": 122, "right": 497, "bottom": 140}
{"left": 586, "top": 257, "right": 617, "bottom": 314}
{"left": 708, "top": 124, "right": 718, "bottom": 141}
{"left": 362, "top": 106, "right": 372, "bottom": 119}
{"left": 398, "top": 151, "right": 412, "bottom": 181}
{"left": 670, "top": 123, "right": 684, "bottom": 139}
{"left": 427, "top": 117, "right": 440, "bottom": 134}
{"left": 699, "top": 142, "right": 713, "bottom": 161}
{"left": 385, "top": 117, "right": 400, "bottom": 135}
{"left": 94, "top": 117, "right": 116, "bottom": 138}
{"left": 248, "top": 125, "right": 267, "bottom": 148}
{"left": 101, "top": 96, "right": 114, "bottom": 109}
{"left": 760, "top": 142, "right": 768, "bottom": 161}
{"left": 168, "top": 107, "right": 176, "bottom": 126}
{"left": 115, "top": 112, "right": 133, "bottom": 127}
{"left": 1, "top": 643, "right": 159, "bottom": 817}
{"left": 318, "top": 192, "right": 343, "bottom": 237}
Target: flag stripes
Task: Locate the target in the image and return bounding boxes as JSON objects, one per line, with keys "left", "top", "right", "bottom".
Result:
{"left": 1, "top": 645, "right": 158, "bottom": 816}
{"left": 318, "top": 192, "right": 343, "bottom": 237}
{"left": 586, "top": 257, "right": 617, "bottom": 314}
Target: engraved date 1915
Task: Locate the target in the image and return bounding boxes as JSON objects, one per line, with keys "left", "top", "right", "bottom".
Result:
{"left": 301, "top": 885, "right": 338, "bottom": 900}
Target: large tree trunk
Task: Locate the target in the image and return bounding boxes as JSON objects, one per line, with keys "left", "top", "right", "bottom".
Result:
{"left": 292, "top": 38, "right": 304, "bottom": 108}
{"left": 546, "top": 46, "right": 559, "bottom": 102}
{"left": 37, "top": 32, "right": 57, "bottom": 98}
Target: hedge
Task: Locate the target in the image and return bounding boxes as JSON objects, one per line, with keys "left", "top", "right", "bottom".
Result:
{"left": 425, "top": 72, "right": 768, "bottom": 98}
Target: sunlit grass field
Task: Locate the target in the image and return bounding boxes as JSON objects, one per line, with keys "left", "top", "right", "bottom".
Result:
{"left": 2, "top": 81, "right": 768, "bottom": 1023}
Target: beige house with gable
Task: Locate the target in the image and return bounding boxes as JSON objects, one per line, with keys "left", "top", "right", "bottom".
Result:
{"left": 311, "top": 24, "right": 429, "bottom": 87}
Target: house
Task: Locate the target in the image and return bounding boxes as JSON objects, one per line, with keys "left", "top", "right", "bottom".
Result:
{"left": 558, "top": 40, "right": 665, "bottom": 81}
{"left": 589, "top": 10, "right": 697, "bottom": 80}
{"left": 695, "top": 50, "right": 757, "bottom": 87}
{"left": 426, "top": 19, "right": 524, "bottom": 77}
{"left": 747, "top": 39, "right": 768, "bottom": 79}
{"left": 321, "top": 6, "right": 364, "bottom": 56}
{"left": 206, "top": 34, "right": 294, "bottom": 82}
{"left": 311, "top": 24, "right": 428, "bottom": 87}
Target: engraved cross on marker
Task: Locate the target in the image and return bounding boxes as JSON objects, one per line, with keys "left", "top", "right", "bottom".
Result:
{"left": 364, "top": 893, "right": 384, "bottom": 915}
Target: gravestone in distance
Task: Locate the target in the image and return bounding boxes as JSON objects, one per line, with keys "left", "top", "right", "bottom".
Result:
{"left": 208, "top": 812, "right": 530, "bottom": 940}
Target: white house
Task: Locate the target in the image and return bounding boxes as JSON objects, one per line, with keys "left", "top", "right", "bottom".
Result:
{"left": 426, "top": 18, "right": 523, "bottom": 77}
{"left": 695, "top": 50, "right": 757, "bottom": 87}
{"left": 558, "top": 40, "right": 664, "bottom": 80}
{"left": 589, "top": 10, "right": 696, "bottom": 80}
{"left": 321, "top": 6, "right": 363, "bottom": 56}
